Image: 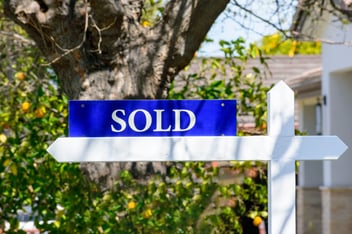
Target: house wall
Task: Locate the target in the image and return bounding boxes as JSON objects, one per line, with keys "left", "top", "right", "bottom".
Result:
{"left": 302, "top": 104, "right": 316, "bottom": 134}
{"left": 324, "top": 70, "right": 352, "bottom": 186}
{"left": 322, "top": 36, "right": 352, "bottom": 187}
{"left": 299, "top": 99, "right": 317, "bottom": 134}
{"left": 319, "top": 18, "right": 352, "bottom": 234}
{"left": 294, "top": 6, "right": 352, "bottom": 234}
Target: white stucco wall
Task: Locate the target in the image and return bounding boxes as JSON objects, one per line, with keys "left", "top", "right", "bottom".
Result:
{"left": 323, "top": 70, "right": 352, "bottom": 186}
{"left": 322, "top": 20, "right": 352, "bottom": 187}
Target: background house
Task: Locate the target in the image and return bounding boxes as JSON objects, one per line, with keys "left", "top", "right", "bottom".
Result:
{"left": 292, "top": 1, "right": 352, "bottom": 233}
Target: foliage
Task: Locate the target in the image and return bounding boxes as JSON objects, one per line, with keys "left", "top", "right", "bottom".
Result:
{"left": 0, "top": 14, "right": 92, "bottom": 232}
{"left": 170, "top": 38, "right": 271, "bottom": 130}
{"left": 0, "top": 12, "right": 268, "bottom": 234}
{"left": 169, "top": 38, "right": 270, "bottom": 232}
{"left": 257, "top": 32, "right": 321, "bottom": 56}
{"left": 140, "top": 0, "right": 164, "bottom": 27}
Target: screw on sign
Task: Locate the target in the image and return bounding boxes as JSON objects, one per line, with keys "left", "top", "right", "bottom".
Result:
{"left": 48, "top": 81, "right": 347, "bottom": 234}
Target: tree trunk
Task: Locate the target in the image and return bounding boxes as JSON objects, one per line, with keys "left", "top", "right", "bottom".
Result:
{"left": 4, "top": 0, "right": 229, "bottom": 191}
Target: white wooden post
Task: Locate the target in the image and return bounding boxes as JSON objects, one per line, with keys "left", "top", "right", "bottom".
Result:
{"left": 267, "top": 81, "right": 296, "bottom": 234}
{"left": 47, "top": 81, "right": 347, "bottom": 234}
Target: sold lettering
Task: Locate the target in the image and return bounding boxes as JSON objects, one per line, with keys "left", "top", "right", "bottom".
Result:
{"left": 111, "top": 109, "right": 196, "bottom": 133}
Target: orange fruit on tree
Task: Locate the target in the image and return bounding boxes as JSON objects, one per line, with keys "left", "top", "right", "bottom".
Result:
{"left": 143, "top": 208, "right": 152, "bottom": 218}
{"left": 21, "top": 102, "right": 31, "bottom": 112}
{"left": 15, "top": 72, "right": 25, "bottom": 81}
{"left": 127, "top": 201, "right": 136, "bottom": 210}
{"left": 253, "top": 216, "right": 263, "bottom": 226}
{"left": 34, "top": 106, "right": 46, "bottom": 118}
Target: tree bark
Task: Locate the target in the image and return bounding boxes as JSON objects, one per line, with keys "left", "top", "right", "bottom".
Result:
{"left": 4, "top": 0, "right": 229, "bottom": 191}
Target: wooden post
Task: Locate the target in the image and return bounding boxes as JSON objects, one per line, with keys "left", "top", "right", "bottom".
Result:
{"left": 268, "top": 81, "right": 296, "bottom": 234}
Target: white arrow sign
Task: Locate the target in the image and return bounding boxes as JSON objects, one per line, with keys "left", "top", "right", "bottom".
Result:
{"left": 47, "top": 135, "right": 346, "bottom": 162}
{"left": 47, "top": 81, "right": 347, "bottom": 234}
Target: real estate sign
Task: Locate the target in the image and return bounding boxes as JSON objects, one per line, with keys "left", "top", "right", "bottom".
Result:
{"left": 47, "top": 81, "right": 347, "bottom": 234}
{"left": 68, "top": 100, "right": 237, "bottom": 137}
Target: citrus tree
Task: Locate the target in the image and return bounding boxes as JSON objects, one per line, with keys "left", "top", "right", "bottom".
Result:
{"left": 1, "top": 0, "right": 270, "bottom": 232}
{"left": 0, "top": 11, "right": 92, "bottom": 232}
{"left": 0, "top": 24, "right": 268, "bottom": 234}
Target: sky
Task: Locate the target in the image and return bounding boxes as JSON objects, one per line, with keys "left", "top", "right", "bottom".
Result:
{"left": 197, "top": 15, "right": 265, "bottom": 57}
{"left": 198, "top": 2, "right": 296, "bottom": 57}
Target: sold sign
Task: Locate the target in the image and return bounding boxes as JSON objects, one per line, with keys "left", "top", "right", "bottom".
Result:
{"left": 48, "top": 81, "right": 347, "bottom": 234}
{"left": 68, "top": 100, "right": 237, "bottom": 137}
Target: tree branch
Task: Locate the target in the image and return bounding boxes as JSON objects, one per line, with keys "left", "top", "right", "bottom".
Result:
{"left": 159, "top": 0, "right": 230, "bottom": 70}
{"left": 43, "top": 0, "right": 90, "bottom": 65}
{"left": 232, "top": 0, "right": 290, "bottom": 38}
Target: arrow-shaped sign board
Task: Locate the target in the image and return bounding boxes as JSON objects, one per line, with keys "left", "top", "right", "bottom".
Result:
{"left": 47, "top": 136, "right": 346, "bottom": 163}
{"left": 47, "top": 81, "right": 348, "bottom": 234}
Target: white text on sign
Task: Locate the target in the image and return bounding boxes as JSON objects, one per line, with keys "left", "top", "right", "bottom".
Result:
{"left": 111, "top": 109, "right": 196, "bottom": 133}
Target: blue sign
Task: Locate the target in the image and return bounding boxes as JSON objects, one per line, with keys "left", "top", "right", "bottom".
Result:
{"left": 69, "top": 100, "right": 236, "bottom": 137}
